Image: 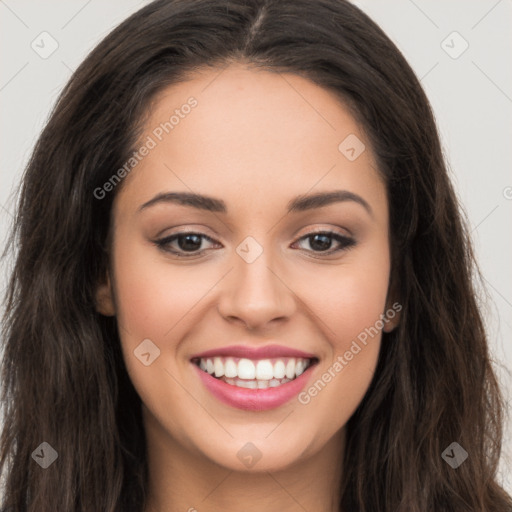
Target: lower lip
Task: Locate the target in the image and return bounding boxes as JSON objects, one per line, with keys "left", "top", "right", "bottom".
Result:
{"left": 192, "top": 362, "right": 317, "bottom": 411}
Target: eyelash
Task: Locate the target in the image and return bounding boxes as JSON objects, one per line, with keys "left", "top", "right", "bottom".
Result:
{"left": 153, "top": 230, "right": 356, "bottom": 258}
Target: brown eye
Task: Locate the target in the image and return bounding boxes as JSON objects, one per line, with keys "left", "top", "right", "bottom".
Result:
{"left": 293, "top": 231, "right": 356, "bottom": 255}
{"left": 154, "top": 232, "right": 219, "bottom": 257}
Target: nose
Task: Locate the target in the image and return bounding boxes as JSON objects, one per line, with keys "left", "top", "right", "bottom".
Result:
{"left": 216, "top": 244, "right": 296, "bottom": 331}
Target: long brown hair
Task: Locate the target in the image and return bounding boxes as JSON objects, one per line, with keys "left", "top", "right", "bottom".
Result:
{"left": 1, "top": 0, "right": 511, "bottom": 510}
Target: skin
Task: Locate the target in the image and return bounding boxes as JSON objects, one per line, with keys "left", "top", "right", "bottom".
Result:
{"left": 95, "top": 62, "right": 400, "bottom": 512}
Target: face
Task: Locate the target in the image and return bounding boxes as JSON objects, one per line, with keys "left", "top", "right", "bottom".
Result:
{"left": 96, "top": 63, "right": 399, "bottom": 472}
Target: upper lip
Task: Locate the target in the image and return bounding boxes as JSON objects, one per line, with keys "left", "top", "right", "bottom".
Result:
{"left": 190, "top": 344, "right": 318, "bottom": 361}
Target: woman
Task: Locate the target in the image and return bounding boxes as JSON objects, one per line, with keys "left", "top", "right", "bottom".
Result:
{"left": 1, "top": 0, "right": 511, "bottom": 510}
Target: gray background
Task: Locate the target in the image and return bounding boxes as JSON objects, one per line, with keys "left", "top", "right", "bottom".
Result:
{"left": 1, "top": 0, "right": 511, "bottom": 494}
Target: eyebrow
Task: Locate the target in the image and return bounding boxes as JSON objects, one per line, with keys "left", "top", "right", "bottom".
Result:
{"left": 138, "top": 190, "right": 373, "bottom": 217}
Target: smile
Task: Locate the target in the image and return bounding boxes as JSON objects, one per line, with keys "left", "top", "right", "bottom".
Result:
{"left": 190, "top": 345, "right": 319, "bottom": 411}
{"left": 192, "top": 356, "right": 316, "bottom": 389}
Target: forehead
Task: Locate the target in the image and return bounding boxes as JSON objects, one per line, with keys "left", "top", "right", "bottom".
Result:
{"left": 115, "top": 63, "right": 386, "bottom": 218}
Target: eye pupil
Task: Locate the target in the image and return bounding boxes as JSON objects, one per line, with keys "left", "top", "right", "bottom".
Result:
{"left": 309, "top": 233, "right": 332, "bottom": 251}
{"left": 179, "top": 234, "right": 202, "bottom": 251}
{"left": 157, "top": 230, "right": 353, "bottom": 258}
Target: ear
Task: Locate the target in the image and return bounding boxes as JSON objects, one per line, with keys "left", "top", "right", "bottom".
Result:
{"left": 382, "top": 300, "right": 401, "bottom": 333}
{"left": 383, "top": 271, "right": 401, "bottom": 333}
{"left": 95, "top": 272, "right": 116, "bottom": 316}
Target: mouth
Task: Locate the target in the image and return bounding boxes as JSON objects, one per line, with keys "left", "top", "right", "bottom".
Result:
{"left": 191, "top": 356, "right": 319, "bottom": 390}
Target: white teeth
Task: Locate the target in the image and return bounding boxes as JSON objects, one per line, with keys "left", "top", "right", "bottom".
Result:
{"left": 196, "top": 356, "right": 314, "bottom": 381}
{"left": 238, "top": 358, "right": 256, "bottom": 379}
{"left": 255, "top": 360, "right": 274, "bottom": 380}
{"left": 236, "top": 379, "right": 258, "bottom": 389}
{"left": 273, "top": 360, "right": 286, "bottom": 379}
{"left": 295, "top": 359, "right": 306, "bottom": 376}
{"left": 285, "top": 358, "right": 296, "bottom": 379}
{"left": 224, "top": 358, "right": 238, "bottom": 378}
{"left": 220, "top": 376, "right": 293, "bottom": 389}
{"left": 214, "top": 357, "right": 224, "bottom": 377}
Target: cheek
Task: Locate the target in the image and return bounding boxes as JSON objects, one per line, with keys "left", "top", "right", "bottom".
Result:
{"left": 110, "top": 241, "right": 206, "bottom": 413}
{"left": 111, "top": 237, "right": 206, "bottom": 340}
{"left": 294, "top": 244, "right": 390, "bottom": 415}
{"left": 300, "top": 249, "right": 390, "bottom": 349}
{"left": 295, "top": 268, "right": 388, "bottom": 432}
{"left": 331, "top": 269, "right": 390, "bottom": 343}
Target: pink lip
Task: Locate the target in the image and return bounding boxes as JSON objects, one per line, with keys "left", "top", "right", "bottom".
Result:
{"left": 190, "top": 344, "right": 317, "bottom": 360}
{"left": 192, "top": 362, "right": 317, "bottom": 411}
